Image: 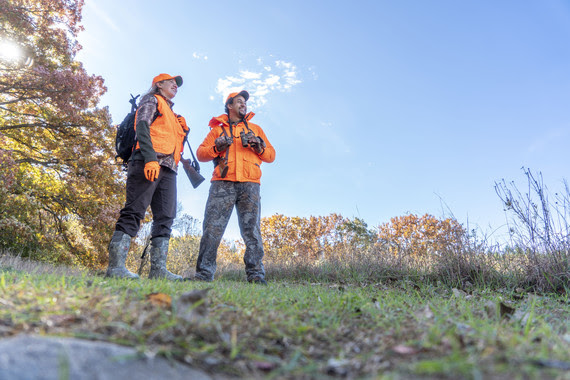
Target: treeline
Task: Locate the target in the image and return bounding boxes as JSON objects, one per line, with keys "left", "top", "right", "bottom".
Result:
{"left": 259, "top": 213, "right": 465, "bottom": 260}
{"left": 157, "top": 212, "right": 466, "bottom": 268}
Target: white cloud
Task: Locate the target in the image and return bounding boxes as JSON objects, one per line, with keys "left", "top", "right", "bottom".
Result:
{"left": 215, "top": 59, "right": 303, "bottom": 108}
{"left": 192, "top": 52, "right": 208, "bottom": 61}
{"left": 275, "top": 60, "right": 292, "bottom": 69}
{"left": 241, "top": 70, "right": 262, "bottom": 80}
{"left": 265, "top": 74, "right": 280, "bottom": 85}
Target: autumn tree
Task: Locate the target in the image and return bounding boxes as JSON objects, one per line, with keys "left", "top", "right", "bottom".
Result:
{"left": 377, "top": 213, "right": 467, "bottom": 257}
{"left": 0, "top": 0, "right": 124, "bottom": 266}
{"left": 261, "top": 213, "right": 377, "bottom": 261}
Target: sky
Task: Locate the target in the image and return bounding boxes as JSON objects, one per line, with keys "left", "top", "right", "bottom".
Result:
{"left": 76, "top": 0, "right": 570, "bottom": 243}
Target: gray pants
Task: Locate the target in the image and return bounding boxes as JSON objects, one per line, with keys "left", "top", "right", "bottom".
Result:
{"left": 195, "top": 181, "right": 265, "bottom": 281}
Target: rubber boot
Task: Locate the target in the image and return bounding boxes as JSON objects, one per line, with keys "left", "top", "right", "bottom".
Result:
{"left": 105, "top": 231, "right": 139, "bottom": 279}
{"left": 148, "top": 237, "right": 182, "bottom": 281}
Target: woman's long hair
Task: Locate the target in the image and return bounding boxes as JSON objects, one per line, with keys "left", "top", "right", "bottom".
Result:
{"left": 143, "top": 83, "right": 161, "bottom": 98}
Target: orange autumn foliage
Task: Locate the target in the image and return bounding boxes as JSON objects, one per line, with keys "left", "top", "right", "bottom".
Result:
{"left": 261, "top": 213, "right": 378, "bottom": 261}
{"left": 377, "top": 214, "right": 466, "bottom": 256}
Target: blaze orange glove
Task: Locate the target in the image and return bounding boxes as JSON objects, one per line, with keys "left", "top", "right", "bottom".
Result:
{"left": 177, "top": 115, "right": 188, "bottom": 131}
{"left": 144, "top": 161, "right": 160, "bottom": 182}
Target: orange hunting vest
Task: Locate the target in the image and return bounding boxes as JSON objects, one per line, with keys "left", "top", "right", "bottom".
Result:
{"left": 135, "top": 95, "right": 186, "bottom": 164}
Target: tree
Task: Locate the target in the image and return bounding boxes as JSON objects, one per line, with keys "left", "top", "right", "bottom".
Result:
{"left": 0, "top": 0, "right": 124, "bottom": 267}
{"left": 338, "top": 217, "right": 377, "bottom": 252}
{"left": 261, "top": 213, "right": 377, "bottom": 261}
{"left": 377, "top": 213, "right": 466, "bottom": 257}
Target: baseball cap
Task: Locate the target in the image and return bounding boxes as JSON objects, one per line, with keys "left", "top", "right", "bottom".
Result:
{"left": 225, "top": 90, "right": 249, "bottom": 104}
{"left": 152, "top": 73, "right": 183, "bottom": 87}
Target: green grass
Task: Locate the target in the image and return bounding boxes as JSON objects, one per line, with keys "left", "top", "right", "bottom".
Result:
{"left": 0, "top": 264, "right": 568, "bottom": 379}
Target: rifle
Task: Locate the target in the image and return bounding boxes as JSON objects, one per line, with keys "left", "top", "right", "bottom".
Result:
{"left": 180, "top": 140, "right": 205, "bottom": 188}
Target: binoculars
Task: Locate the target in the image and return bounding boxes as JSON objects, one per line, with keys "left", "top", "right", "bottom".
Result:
{"left": 240, "top": 131, "right": 256, "bottom": 148}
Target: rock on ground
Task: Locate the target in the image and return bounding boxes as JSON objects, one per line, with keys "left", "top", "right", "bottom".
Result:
{"left": 0, "top": 334, "right": 211, "bottom": 380}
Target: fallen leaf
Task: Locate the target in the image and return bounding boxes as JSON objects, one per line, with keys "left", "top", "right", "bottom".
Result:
{"left": 254, "top": 361, "right": 277, "bottom": 371}
{"left": 392, "top": 345, "right": 418, "bottom": 355}
{"left": 44, "top": 314, "right": 79, "bottom": 327}
{"left": 146, "top": 292, "right": 172, "bottom": 308}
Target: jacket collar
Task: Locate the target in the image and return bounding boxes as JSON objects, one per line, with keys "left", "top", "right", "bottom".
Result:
{"left": 209, "top": 112, "right": 255, "bottom": 129}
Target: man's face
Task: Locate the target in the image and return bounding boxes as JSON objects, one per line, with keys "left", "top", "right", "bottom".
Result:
{"left": 230, "top": 95, "right": 247, "bottom": 118}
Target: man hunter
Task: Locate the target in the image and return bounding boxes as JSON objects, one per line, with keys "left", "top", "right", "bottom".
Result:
{"left": 193, "top": 90, "right": 275, "bottom": 284}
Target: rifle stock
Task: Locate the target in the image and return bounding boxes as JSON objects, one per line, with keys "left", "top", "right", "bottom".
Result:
{"left": 180, "top": 158, "right": 205, "bottom": 188}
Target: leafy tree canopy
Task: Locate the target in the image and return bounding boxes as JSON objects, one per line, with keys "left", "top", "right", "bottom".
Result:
{"left": 0, "top": 0, "right": 125, "bottom": 267}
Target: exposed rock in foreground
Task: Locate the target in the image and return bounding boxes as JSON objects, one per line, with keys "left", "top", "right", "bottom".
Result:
{"left": 0, "top": 334, "right": 211, "bottom": 380}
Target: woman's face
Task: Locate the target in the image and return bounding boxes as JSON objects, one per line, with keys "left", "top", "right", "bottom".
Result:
{"left": 157, "top": 79, "right": 178, "bottom": 99}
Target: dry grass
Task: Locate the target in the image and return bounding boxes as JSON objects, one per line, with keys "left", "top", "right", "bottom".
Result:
{"left": 0, "top": 252, "right": 86, "bottom": 277}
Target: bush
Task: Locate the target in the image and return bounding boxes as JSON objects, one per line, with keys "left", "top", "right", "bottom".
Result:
{"left": 495, "top": 168, "right": 570, "bottom": 292}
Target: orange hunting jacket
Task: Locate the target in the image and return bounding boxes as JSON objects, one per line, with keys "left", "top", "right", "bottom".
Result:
{"left": 135, "top": 94, "right": 188, "bottom": 164}
{"left": 197, "top": 113, "right": 275, "bottom": 184}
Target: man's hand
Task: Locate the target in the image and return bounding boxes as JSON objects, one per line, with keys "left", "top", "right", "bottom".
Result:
{"left": 144, "top": 161, "right": 160, "bottom": 182}
{"left": 214, "top": 136, "right": 232, "bottom": 152}
{"left": 248, "top": 135, "right": 264, "bottom": 154}
{"left": 177, "top": 115, "right": 189, "bottom": 131}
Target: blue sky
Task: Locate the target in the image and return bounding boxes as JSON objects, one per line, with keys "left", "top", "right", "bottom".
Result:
{"left": 77, "top": 0, "right": 570, "bottom": 242}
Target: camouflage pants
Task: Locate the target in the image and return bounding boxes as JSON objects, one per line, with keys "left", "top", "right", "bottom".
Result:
{"left": 195, "top": 181, "right": 265, "bottom": 281}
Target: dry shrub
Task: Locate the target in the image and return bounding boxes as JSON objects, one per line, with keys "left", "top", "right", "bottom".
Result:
{"left": 168, "top": 235, "right": 201, "bottom": 277}
{"left": 495, "top": 168, "right": 570, "bottom": 293}
{"left": 377, "top": 213, "right": 466, "bottom": 258}
{"left": 251, "top": 176, "right": 569, "bottom": 293}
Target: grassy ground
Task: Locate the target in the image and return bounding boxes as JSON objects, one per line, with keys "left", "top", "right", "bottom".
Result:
{"left": 0, "top": 257, "right": 568, "bottom": 379}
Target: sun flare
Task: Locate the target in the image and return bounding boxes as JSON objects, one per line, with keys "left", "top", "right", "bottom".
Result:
{"left": 0, "top": 40, "right": 23, "bottom": 62}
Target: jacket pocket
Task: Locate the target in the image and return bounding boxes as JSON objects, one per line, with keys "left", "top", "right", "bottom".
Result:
{"left": 243, "top": 156, "right": 261, "bottom": 181}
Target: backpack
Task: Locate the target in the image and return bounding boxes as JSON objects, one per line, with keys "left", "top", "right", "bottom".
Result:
{"left": 115, "top": 94, "right": 140, "bottom": 168}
